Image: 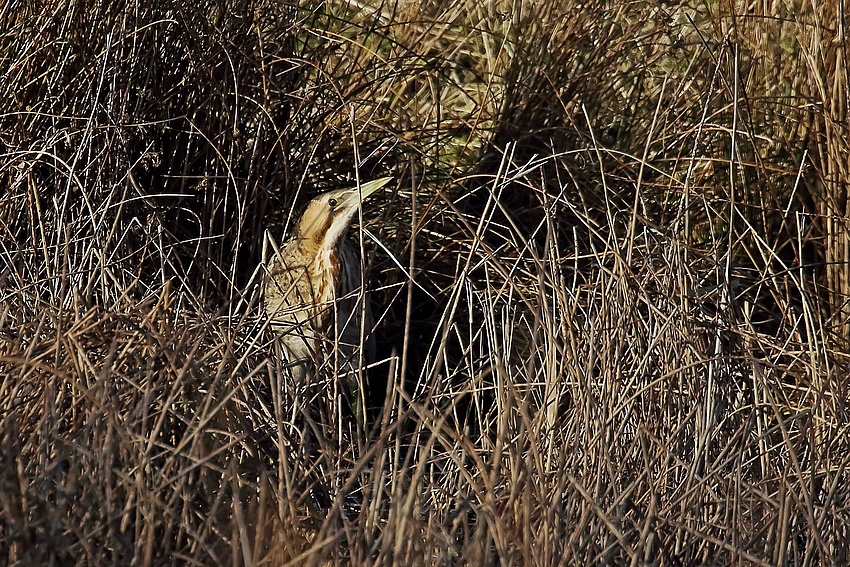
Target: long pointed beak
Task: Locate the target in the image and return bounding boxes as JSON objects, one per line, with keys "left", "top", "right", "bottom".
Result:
{"left": 353, "top": 177, "right": 392, "bottom": 201}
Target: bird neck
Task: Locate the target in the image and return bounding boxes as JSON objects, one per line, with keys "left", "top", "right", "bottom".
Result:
{"left": 297, "top": 231, "right": 342, "bottom": 260}
{"left": 297, "top": 237, "right": 341, "bottom": 278}
{"left": 298, "top": 215, "right": 350, "bottom": 252}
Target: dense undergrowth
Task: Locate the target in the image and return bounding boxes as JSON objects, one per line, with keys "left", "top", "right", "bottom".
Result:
{"left": 1, "top": 0, "right": 849, "bottom": 565}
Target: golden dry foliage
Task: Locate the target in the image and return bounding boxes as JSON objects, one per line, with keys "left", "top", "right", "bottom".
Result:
{"left": 1, "top": 0, "right": 849, "bottom": 565}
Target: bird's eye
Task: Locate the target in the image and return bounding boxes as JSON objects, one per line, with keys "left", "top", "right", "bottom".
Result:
{"left": 328, "top": 198, "right": 337, "bottom": 208}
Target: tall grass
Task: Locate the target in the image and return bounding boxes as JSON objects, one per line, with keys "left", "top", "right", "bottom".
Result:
{"left": 1, "top": 0, "right": 848, "bottom": 565}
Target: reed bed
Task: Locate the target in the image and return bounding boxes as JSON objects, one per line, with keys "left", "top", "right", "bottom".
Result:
{"left": 1, "top": 0, "right": 848, "bottom": 564}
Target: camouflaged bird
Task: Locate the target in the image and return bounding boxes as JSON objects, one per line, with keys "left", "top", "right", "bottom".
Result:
{"left": 264, "top": 178, "right": 391, "bottom": 409}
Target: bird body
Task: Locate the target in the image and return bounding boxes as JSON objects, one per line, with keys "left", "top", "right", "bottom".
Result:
{"left": 264, "top": 178, "right": 391, "bottom": 388}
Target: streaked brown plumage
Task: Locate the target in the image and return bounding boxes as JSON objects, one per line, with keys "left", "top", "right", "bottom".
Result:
{"left": 264, "top": 178, "right": 391, "bottom": 413}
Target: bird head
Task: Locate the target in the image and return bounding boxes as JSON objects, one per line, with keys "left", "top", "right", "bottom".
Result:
{"left": 296, "top": 177, "right": 392, "bottom": 252}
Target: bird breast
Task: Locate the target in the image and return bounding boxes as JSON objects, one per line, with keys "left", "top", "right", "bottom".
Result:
{"left": 264, "top": 239, "right": 362, "bottom": 337}
{"left": 265, "top": 235, "right": 373, "bottom": 380}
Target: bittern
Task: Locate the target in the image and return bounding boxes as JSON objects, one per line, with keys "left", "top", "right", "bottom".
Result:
{"left": 264, "top": 177, "right": 391, "bottom": 417}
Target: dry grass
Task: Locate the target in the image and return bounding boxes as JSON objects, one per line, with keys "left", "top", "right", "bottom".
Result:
{"left": 2, "top": 0, "right": 849, "bottom": 565}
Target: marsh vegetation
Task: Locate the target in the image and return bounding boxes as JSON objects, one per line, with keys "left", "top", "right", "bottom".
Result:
{"left": 1, "top": 0, "right": 848, "bottom": 564}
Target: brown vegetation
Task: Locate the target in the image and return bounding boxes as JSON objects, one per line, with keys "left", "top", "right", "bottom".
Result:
{"left": 1, "top": 0, "right": 849, "bottom": 564}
